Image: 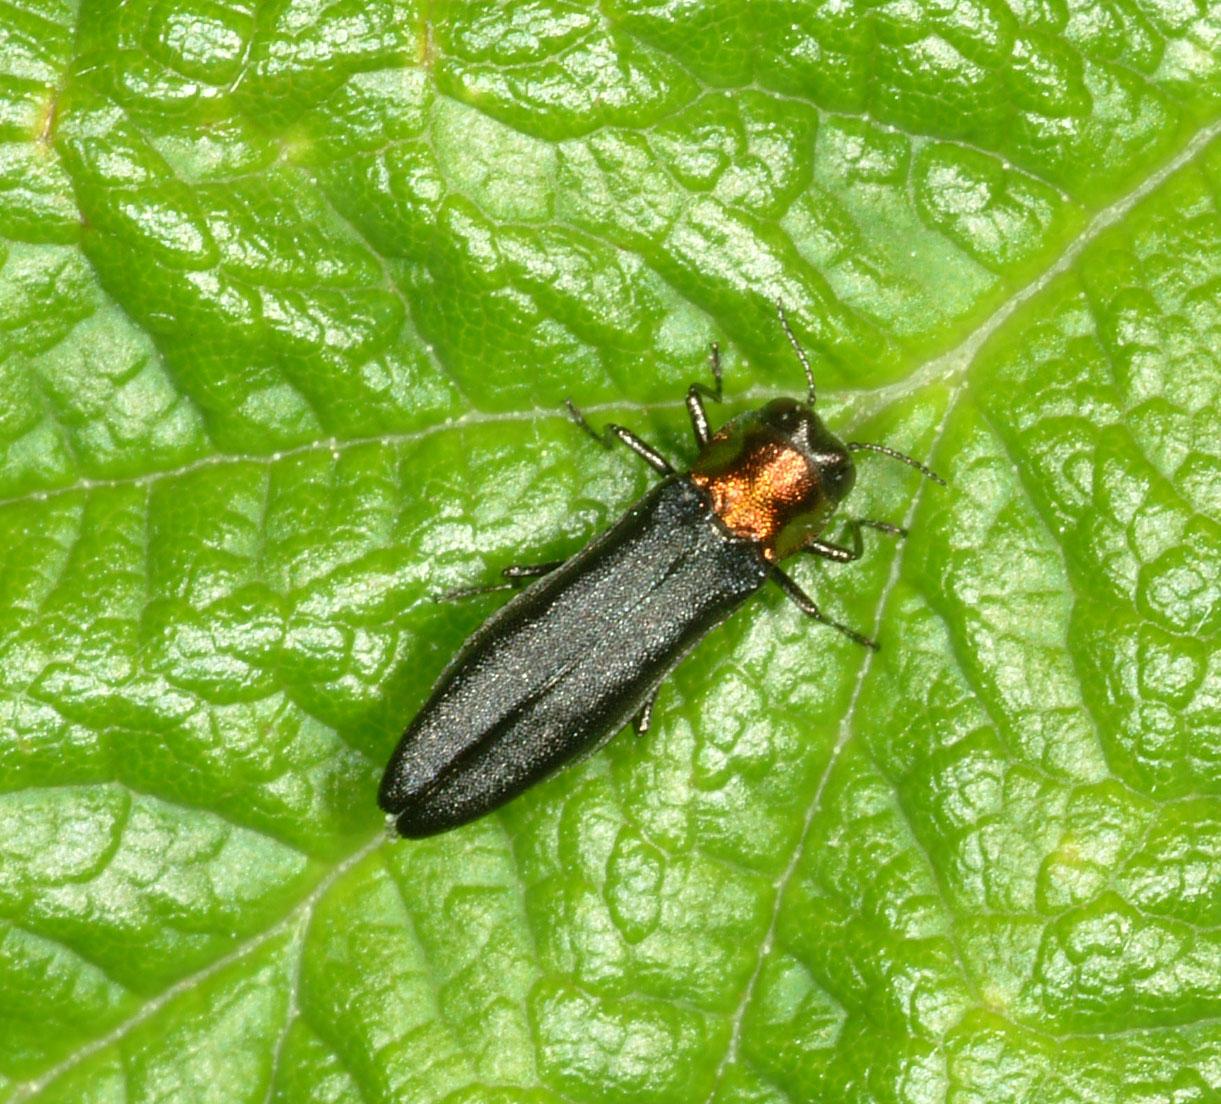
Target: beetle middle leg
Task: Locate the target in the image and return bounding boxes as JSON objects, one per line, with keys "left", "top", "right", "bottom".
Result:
{"left": 686, "top": 341, "right": 724, "bottom": 447}
{"left": 770, "top": 566, "right": 878, "bottom": 651}
{"left": 565, "top": 399, "right": 675, "bottom": 475}
{"left": 436, "top": 561, "right": 564, "bottom": 602}
{"left": 804, "top": 518, "right": 906, "bottom": 564}
{"left": 632, "top": 689, "right": 659, "bottom": 735}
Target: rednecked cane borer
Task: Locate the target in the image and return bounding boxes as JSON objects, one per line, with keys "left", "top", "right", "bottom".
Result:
{"left": 379, "top": 303, "right": 944, "bottom": 838}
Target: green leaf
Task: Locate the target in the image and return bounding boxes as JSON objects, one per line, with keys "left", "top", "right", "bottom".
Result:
{"left": 0, "top": 2, "right": 1217, "bottom": 1102}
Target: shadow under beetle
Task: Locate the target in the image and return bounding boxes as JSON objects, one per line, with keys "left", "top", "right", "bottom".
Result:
{"left": 379, "top": 302, "right": 944, "bottom": 838}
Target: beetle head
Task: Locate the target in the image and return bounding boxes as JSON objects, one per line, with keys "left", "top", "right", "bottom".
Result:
{"left": 756, "top": 397, "right": 856, "bottom": 505}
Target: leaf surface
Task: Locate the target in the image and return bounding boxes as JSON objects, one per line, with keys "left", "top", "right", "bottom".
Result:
{"left": 0, "top": 2, "right": 1217, "bottom": 1102}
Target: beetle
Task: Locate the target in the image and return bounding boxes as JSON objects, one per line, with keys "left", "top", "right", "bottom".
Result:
{"left": 379, "top": 303, "right": 944, "bottom": 838}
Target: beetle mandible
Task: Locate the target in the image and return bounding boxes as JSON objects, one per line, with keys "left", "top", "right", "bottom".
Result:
{"left": 379, "top": 302, "right": 944, "bottom": 837}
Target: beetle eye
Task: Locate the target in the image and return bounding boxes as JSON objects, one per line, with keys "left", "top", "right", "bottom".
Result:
{"left": 819, "top": 453, "right": 855, "bottom": 499}
{"left": 762, "top": 399, "right": 806, "bottom": 434}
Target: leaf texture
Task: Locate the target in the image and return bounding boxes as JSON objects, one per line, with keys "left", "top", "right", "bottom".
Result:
{"left": 0, "top": 1, "right": 1217, "bottom": 1102}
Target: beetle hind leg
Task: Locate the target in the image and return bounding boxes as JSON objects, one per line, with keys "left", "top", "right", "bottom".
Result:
{"left": 770, "top": 566, "right": 879, "bottom": 651}
{"left": 435, "top": 560, "right": 565, "bottom": 602}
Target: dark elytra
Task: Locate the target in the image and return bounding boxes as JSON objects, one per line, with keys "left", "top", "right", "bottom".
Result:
{"left": 379, "top": 302, "right": 945, "bottom": 838}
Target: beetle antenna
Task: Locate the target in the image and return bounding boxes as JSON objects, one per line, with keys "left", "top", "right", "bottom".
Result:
{"left": 847, "top": 442, "right": 947, "bottom": 486}
{"left": 775, "top": 298, "right": 816, "bottom": 407}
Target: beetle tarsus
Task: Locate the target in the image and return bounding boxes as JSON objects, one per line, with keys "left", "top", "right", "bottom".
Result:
{"left": 856, "top": 519, "right": 907, "bottom": 539}
{"left": 633, "top": 691, "right": 658, "bottom": 735}
{"left": 434, "top": 582, "right": 516, "bottom": 602}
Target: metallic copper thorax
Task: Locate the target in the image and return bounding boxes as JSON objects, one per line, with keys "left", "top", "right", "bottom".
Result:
{"left": 690, "top": 431, "right": 818, "bottom": 561}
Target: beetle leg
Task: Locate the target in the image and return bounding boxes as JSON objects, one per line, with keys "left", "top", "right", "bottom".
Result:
{"left": 564, "top": 399, "right": 675, "bottom": 475}
{"left": 633, "top": 690, "right": 659, "bottom": 735}
{"left": 803, "top": 535, "right": 859, "bottom": 564}
{"left": 686, "top": 341, "right": 724, "bottom": 446}
{"left": 435, "top": 560, "right": 565, "bottom": 602}
{"left": 804, "top": 518, "right": 906, "bottom": 563}
{"left": 855, "top": 518, "right": 907, "bottom": 538}
{"left": 770, "top": 567, "right": 878, "bottom": 651}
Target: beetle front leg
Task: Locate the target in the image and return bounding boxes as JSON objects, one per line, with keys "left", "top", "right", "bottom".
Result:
{"left": 564, "top": 399, "right": 675, "bottom": 475}
{"left": 804, "top": 518, "right": 906, "bottom": 563}
{"left": 686, "top": 341, "right": 724, "bottom": 447}
{"left": 770, "top": 567, "right": 878, "bottom": 651}
{"left": 436, "top": 560, "right": 565, "bottom": 602}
